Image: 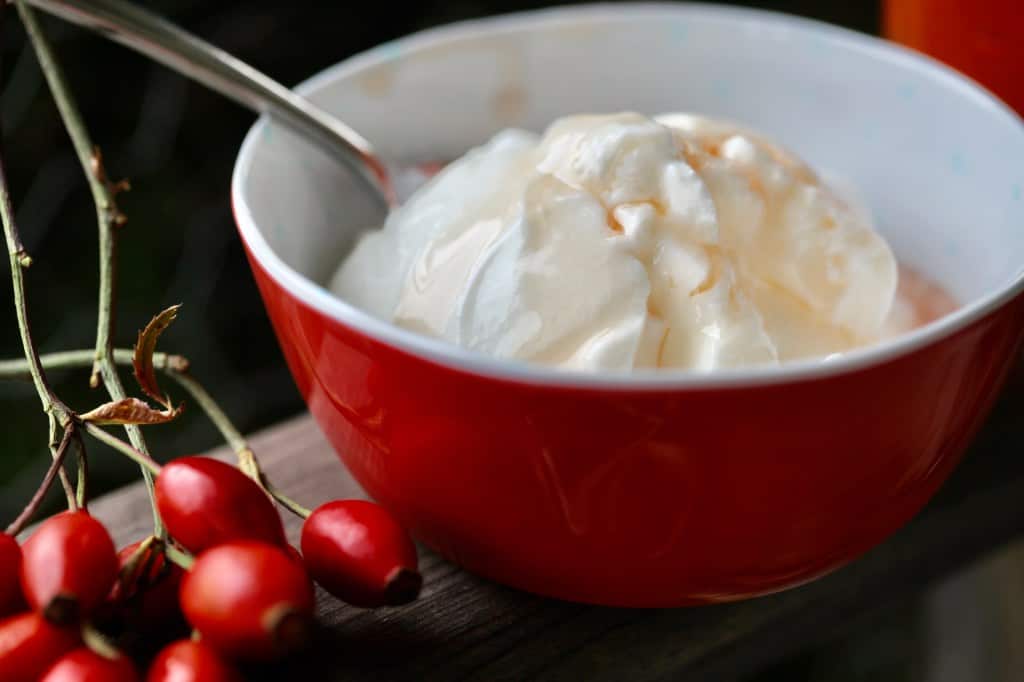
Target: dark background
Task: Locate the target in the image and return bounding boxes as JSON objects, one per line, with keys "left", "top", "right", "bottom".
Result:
{"left": 0, "top": 0, "right": 879, "bottom": 528}
{"left": 0, "top": 1, "right": 944, "bottom": 679}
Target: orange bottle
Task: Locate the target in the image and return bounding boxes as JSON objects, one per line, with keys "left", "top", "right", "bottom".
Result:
{"left": 883, "top": 0, "right": 1024, "bottom": 115}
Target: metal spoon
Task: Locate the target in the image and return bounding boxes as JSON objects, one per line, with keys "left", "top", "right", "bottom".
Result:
{"left": 23, "top": 0, "right": 399, "bottom": 214}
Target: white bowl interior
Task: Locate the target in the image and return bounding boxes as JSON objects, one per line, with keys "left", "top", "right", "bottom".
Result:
{"left": 233, "top": 3, "right": 1024, "bottom": 384}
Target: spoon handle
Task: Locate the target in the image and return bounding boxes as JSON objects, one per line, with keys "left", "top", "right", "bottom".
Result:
{"left": 23, "top": 0, "right": 392, "bottom": 209}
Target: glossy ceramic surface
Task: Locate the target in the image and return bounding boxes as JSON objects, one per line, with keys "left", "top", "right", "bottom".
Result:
{"left": 232, "top": 4, "right": 1024, "bottom": 605}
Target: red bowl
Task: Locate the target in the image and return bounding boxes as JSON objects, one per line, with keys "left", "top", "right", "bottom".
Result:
{"left": 232, "top": 5, "right": 1024, "bottom": 606}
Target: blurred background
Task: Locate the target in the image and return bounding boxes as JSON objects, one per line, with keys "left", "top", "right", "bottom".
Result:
{"left": 0, "top": 1, "right": 1019, "bottom": 680}
{"left": 0, "top": 0, "right": 880, "bottom": 534}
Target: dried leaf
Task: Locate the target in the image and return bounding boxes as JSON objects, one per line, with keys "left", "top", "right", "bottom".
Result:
{"left": 80, "top": 398, "right": 183, "bottom": 426}
{"left": 133, "top": 305, "right": 181, "bottom": 408}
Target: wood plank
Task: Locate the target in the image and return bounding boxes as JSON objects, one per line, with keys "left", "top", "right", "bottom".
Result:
{"left": 88, "top": 372, "right": 1024, "bottom": 681}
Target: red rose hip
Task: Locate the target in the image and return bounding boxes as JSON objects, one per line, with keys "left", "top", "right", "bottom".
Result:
{"left": 0, "top": 534, "right": 24, "bottom": 617}
{"left": 146, "top": 640, "right": 241, "bottom": 682}
{"left": 40, "top": 647, "right": 138, "bottom": 682}
{"left": 104, "top": 540, "right": 185, "bottom": 633}
{"left": 301, "top": 500, "right": 421, "bottom": 607}
{"left": 156, "top": 457, "right": 286, "bottom": 553}
{"left": 20, "top": 512, "right": 118, "bottom": 623}
{"left": 0, "top": 612, "right": 81, "bottom": 682}
{"left": 179, "top": 541, "right": 315, "bottom": 660}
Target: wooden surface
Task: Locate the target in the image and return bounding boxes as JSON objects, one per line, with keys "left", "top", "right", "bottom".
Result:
{"left": 91, "top": 370, "right": 1024, "bottom": 681}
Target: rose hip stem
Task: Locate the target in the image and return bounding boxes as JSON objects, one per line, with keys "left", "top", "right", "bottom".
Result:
{"left": 0, "top": 348, "right": 315, "bottom": 519}
{"left": 158, "top": 370, "right": 312, "bottom": 519}
{"left": 80, "top": 622, "right": 123, "bottom": 661}
{"left": 112, "top": 535, "right": 194, "bottom": 573}
{"left": 82, "top": 423, "right": 162, "bottom": 477}
{"left": 79, "top": 424, "right": 199, "bottom": 571}
{"left": 161, "top": 545, "right": 194, "bottom": 572}
{"left": 0, "top": 54, "right": 76, "bottom": 510}
{"left": 16, "top": 0, "right": 164, "bottom": 537}
{"left": 5, "top": 425, "right": 76, "bottom": 536}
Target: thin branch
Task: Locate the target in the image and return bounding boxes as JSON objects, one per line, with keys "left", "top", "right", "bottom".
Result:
{"left": 82, "top": 422, "right": 162, "bottom": 476}
{"left": 0, "top": 153, "right": 56, "bottom": 413}
{"left": 47, "top": 410, "right": 76, "bottom": 507}
{"left": 16, "top": 1, "right": 162, "bottom": 534}
{"left": 0, "top": 348, "right": 311, "bottom": 518}
{"left": 14, "top": 2, "right": 125, "bottom": 386}
{"left": 115, "top": 535, "right": 157, "bottom": 592}
{"left": 73, "top": 430, "right": 88, "bottom": 510}
{"left": 0, "top": 7, "right": 76, "bottom": 509}
{"left": 6, "top": 424, "right": 75, "bottom": 536}
{"left": 81, "top": 623, "right": 121, "bottom": 661}
{"left": 127, "top": 366, "right": 312, "bottom": 518}
{"left": 0, "top": 348, "right": 188, "bottom": 376}
{"left": 166, "top": 369, "right": 247, "bottom": 454}
{"left": 263, "top": 480, "right": 311, "bottom": 519}
{"left": 163, "top": 543, "right": 194, "bottom": 571}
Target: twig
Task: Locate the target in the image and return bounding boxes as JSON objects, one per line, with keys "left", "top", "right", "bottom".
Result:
{"left": 6, "top": 424, "right": 75, "bottom": 536}
{"left": 82, "top": 422, "right": 162, "bottom": 476}
{"left": 131, "top": 360, "right": 311, "bottom": 517}
{"left": 166, "top": 369, "right": 247, "bottom": 454}
{"left": 0, "top": 145, "right": 59, "bottom": 411}
{"left": 263, "top": 479, "right": 311, "bottom": 519}
{"left": 0, "top": 348, "right": 312, "bottom": 518}
{"left": 163, "top": 543, "right": 194, "bottom": 571}
{"left": 16, "top": 1, "right": 162, "bottom": 534}
{"left": 47, "top": 410, "right": 77, "bottom": 508}
{"left": 0, "top": 348, "right": 189, "bottom": 376}
{"left": 115, "top": 535, "right": 157, "bottom": 590}
{"left": 73, "top": 429, "right": 88, "bottom": 510}
{"left": 0, "top": 8, "right": 75, "bottom": 509}
{"left": 81, "top": 623, "right": 121, "bottom": 661}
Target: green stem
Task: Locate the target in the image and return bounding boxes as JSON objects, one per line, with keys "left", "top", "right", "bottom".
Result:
{"left": 163, "top": 543, "right": 194, "bottom": 571}
{"left": 73, "top": 430, "right": 88, "bottom": 510}
{"left": 0, "top": 38, "right": 76, "bottom": 510}
{"left": 81, "top": 623, "right": 121, "bottom": 661}
{"left": 16, "top": 1, "right": 163, "bottom": 535}
{"left": 0, "top": 348, "right": 188, "bottom": 376}
{"left": 14, "top": 2, "right": 121, "bottom": 387}
{"left": 128, "top": 370, "right": 312, "bottom": 518}
{"left": 166, "top": 370, "right": 247, "bottom": 453}
{"left": 0, "top": 148, "right": 65, "bottom": 420}
{"left": 83, "top": 422, "right": 162, "bottom": 477}
{"left": 48, "top": 411, "right": 77, "bottom": 508}
{"left": 265, "top": 481, "right": 312, "bottom": 519}
{"left": 0, "top": 348, "right": 312, "bottom": 519}
{"left": 5, "top": 424, "right": 75, "bottom": 536}
{"left": 117, "top": 535, "right": 157, "bottom": 588}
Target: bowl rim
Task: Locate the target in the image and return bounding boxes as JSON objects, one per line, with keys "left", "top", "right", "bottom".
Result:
{"left": 231, "top": 1, "right": 1024, "bottom": 391}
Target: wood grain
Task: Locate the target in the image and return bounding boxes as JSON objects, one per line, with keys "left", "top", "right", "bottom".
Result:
{"left": 88, "top": 371, "right": 1024, "bottom": 681}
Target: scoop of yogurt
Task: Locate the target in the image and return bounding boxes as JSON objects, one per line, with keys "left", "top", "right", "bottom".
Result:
{"left": 329, "top": 112, "right": 899, "bottom": 372}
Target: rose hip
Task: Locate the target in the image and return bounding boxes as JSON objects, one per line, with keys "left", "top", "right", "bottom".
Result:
{"left": 146, "top": 640, "right": 242, "bottom": 682}
{"left": 0, "top": 534, "right": 24, "bottom": 617}
{"left": 155, "top": 457, "right": 286, "bottom": 553}
{"left": 20, "top": 512, "right": 118, "bottom": 623}
{"left": 102, "top": 540, "right": 185, "bottom": 634}
{"left": 179, "top": 541, "right": 315, "bottom": 660}
{"left": 40, "top": 647, "right": 138, "bottom": 682}
{"left": 284, "top": 544, "right": 303, "bottom": 564}
{"left": 301, "top": 500, "right": 421, "bottom": 607}
{"left": 0, "top": 612, "right": 80, "bottom": 682}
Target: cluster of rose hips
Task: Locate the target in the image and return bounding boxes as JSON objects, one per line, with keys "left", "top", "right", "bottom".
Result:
{"left": 0, "top": 456, "right": 420, "bottom": 681}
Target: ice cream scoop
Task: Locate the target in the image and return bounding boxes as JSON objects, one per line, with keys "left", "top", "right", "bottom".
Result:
{"left": 331, "top": 112, "right": 900, "bottom": 372}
